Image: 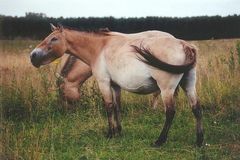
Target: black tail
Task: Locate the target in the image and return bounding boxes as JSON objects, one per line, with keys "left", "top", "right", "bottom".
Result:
{"left": 132, "top": 45, "right": 196, "bottom": 74}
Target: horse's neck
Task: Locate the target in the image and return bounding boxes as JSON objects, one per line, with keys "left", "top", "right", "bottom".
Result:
{"left": 64, "top": 30, "right": 108, "bottom": 65}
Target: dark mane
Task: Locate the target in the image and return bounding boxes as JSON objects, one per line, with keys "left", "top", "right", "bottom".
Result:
{"left": 60, "top": 24, "right": 111, "bottom": 36}
{"left": 60, "top": 55, "right": 77, "bottom": 77}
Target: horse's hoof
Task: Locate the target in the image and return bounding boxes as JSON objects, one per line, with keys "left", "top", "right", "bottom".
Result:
{"left": 196, "top": 132, "right": 204, "bottom": 147}
{"left": 152, "top": 136, "right": 167, "bottom": 147}
{"left": 195, "top": 140, "right": 203, "bottom": 147}
{"left": 117, "top": 125, "right": 122, "bottom": 133}
{"left": 106, "top": 131, "right": 113, "bottom": 139}
{"left": 196, "top": 140, "right": 203, "bottom": 147}
{"left": 106, "top": 127, "right": 116, "bottom": 139}
{"left": 150, "top": 142, "right": 161, "bottom": 148}
{"left": 106, "top": 134, "right": 113, "bottom": 139}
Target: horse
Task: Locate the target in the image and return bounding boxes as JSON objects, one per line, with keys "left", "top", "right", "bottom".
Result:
{"left": 30, "top": 24, "right": 203, "bottom": 147}
{"left": 57, "top": 54, "right": 161, "bottom": 110}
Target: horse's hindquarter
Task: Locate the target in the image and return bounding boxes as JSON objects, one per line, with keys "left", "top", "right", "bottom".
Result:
{"left": 144, "top": 37, "right": 187, "bottom": 64}
{"left": 93, "top": 36, "right": 187, "bottom": 94}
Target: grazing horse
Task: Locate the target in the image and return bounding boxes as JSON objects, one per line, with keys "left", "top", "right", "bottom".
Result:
{"left": 30, "top": 24, "right": 203, "bottom": 147}
{"left": 56, "top": 54, "right": 91, "bottom": 108}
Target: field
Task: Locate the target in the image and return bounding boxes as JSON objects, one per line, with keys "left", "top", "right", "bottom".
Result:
{"left": 0, "top": 39, "right": 240, "bottom": 160}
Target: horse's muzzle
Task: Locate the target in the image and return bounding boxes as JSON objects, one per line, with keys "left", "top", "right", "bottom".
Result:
{"left": 30, "top": 49, "right": 44, "bottom": 68}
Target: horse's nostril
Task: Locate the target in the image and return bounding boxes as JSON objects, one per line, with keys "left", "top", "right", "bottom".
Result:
{"left": 31, "top": 52, "right": 37, "bottom": 59}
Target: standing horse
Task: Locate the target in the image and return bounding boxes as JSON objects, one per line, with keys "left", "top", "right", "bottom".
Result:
{"left": 30, "top": 24, "right": 203, "bottom": 147}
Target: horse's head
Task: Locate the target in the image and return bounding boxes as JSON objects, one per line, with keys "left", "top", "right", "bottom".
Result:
{"left": 30, "top": 24, "right": 67, "bottom": 68}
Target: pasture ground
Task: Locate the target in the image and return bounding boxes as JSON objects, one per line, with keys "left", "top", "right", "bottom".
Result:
{"left": 0, "top": 39, "right": 240, "bottom": 159}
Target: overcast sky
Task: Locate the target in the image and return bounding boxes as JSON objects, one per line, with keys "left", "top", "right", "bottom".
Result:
{"left": 0, "top": 0, "right": 239, "bottom": 18}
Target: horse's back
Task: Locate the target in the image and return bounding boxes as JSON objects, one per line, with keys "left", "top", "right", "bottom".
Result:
{"left": 106, "top": 35, "right": 186, "bottom": 66}
{"left": 110, "top": 30, "right": 174, "bottom": 39}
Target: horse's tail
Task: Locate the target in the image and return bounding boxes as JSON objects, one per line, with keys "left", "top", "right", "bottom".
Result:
{"left": 132, "top": 43, "right": 197, "bottom": 74}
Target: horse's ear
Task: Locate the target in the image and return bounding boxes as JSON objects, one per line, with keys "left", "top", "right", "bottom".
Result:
{"left": 50, "top": 23, "right": 57, "bottom": 31}
{"left": 57, "top": 23, "right": 64, "bottom": 32}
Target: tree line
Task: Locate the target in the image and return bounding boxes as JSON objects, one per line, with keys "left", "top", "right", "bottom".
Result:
{"left": 0, "top": 13, "right": 240, "bottom": 40}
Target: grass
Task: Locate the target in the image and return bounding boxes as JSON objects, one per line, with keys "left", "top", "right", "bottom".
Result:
{"left": 0, "top": 39, "right": 240, "bottom": 160}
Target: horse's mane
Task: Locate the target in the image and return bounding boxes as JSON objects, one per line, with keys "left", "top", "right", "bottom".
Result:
{"left": 62, "top": 25, "right": 111, "bottom": 36}
{"left": 60, "top": 55, "right": 77, "bottom": 77}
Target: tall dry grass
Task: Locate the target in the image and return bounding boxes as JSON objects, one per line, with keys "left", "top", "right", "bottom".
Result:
{"left": 193, "top": 40, "right": 240, "bottom": 119}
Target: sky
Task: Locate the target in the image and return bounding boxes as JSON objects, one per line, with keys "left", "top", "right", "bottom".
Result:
{"left": 0, "top": 0, "right": 239, "bottom": 18}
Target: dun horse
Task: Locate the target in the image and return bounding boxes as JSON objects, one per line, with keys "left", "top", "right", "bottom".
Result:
{"left": 30, "top": 24, "right": 203, "bottom": 147}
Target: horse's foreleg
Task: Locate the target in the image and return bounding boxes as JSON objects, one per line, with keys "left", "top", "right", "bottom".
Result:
{"left": 154, "top": 89, "right": 176, "bottom": 147}
{"left": 104, "top": 101, "right": 116, "bottom": 138}
{"left": 98, "top": 80, "right": 117, "bottom": 138}
{"left": 111, "top": 84, "right": 122, "bottom": 134}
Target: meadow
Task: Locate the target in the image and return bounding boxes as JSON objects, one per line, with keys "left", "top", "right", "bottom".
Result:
{"left": 0, "top": 39, "right": 240, "bottom": 160}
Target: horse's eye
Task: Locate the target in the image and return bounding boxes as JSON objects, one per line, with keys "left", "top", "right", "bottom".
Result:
{"left": 51, "top": 37, "right": 58, "bottom": 42}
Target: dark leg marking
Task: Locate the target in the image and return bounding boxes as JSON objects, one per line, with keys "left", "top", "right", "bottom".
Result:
{"left": 111, "top": 82, "right": 122, "bottom": 134}
{"left": 154, "top": 107, "right": 176, "bottom": 147}
{"left": 114, "top": 100, "right": 122, "bottom": 133}
{"left": 105, "top": 102, "right": 116, "bottom": 138}
{"left": 192, "top": 101, "right": 204, "bottom": 147}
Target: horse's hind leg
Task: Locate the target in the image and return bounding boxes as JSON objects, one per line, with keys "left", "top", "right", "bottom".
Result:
{"left": 180, "top": 68, "right": 204, "bottom": 147}
{"left": 151, "top": 87, "right": 178, "bottom": 110}
{"left": 152, "top": 73, "right": 183, "bottom": 147}
{"left": 151, "top": 91, "right": 160, "bottom": 109}
{"left": 154, "top": 88, "right": 177, "bottom": 146}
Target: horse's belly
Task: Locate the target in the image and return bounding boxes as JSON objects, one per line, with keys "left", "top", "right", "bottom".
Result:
{"left": 104, "top": 49, "right": 159, "bottom": 94}
{"left": 120, "top": 77, "right": 159, "bottom": 94}
{"left": 110, "top": 65, "right": 159, "bottom": 94}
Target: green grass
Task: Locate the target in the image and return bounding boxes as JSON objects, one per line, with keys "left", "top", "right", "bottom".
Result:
{"left": 1, "top": 39, "right": 240, "bottom": 159}
{"left": 1, "top": 103, "right": 240, "bottom": 160}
